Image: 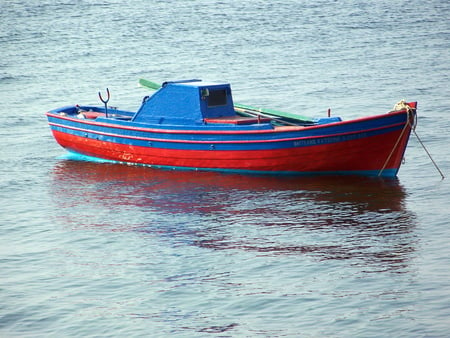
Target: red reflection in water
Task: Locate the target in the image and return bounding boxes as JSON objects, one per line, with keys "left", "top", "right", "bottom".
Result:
{"left": 51, "top": 158, "right": 408, "bottom": 212}
{"left": 50, "top": 158, "right": 417, "bottom": 272}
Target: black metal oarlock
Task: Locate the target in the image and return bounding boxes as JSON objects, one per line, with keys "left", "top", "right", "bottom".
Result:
{"left": 98, "top": 88, "right": 110, "bottom": 118}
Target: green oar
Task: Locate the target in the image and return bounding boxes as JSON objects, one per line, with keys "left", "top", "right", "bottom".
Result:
{"left": 139, "top": 78, "right": 162, "bottom": 90}
{"left": 138, "top": 78, "right": 314, "bottom": 123}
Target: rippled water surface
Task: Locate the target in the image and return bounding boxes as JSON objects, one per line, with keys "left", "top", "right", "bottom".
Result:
{"left": 1, "top": 0, "right": 450, "bottom": 336}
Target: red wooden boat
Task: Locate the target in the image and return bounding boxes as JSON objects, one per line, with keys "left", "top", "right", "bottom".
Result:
{"left": 46, "top": 79, "right": 417, "bottom": 177}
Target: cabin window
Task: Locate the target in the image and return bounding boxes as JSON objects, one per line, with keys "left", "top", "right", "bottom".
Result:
{"left": 207, "top": 89, "right": 227, "bottom": 107}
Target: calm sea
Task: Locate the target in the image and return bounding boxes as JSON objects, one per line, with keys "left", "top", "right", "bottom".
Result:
{"left": 1, "top": 0, "right": 449, "bottom": 336}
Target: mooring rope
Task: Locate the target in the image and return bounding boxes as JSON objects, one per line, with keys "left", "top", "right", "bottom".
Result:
{"left": 379, "top": 100, "right": 445, "bottom": 179}
{"left": 412, "top": 128, "right": 445, "bottom": 179}
{"left": 406, "top": 102, "right": 445, "bottom": 179}
{"left": 378, "top": 107, "right": 412, "bottom": 177}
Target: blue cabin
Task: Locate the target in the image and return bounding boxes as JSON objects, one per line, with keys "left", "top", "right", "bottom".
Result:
{"left": 133, "top": 79, "right": 236, "bottom": 125}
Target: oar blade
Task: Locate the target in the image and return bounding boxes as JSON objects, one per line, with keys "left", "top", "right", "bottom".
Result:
{"left": 139, "top": 78, "right": 161, "bottom": 90}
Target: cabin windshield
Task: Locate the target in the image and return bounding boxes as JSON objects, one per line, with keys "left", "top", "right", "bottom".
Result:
{"left": 207, "top": 89, "right": 227, "bottom": 107}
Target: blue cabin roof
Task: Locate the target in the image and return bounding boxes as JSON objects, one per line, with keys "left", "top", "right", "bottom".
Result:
{"left": 132, "top": 80, "right": 236, "bottom": 125}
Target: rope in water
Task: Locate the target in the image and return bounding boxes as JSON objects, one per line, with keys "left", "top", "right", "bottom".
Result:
{"left": 413, "top": 128, "right": 445, "bottom": 179}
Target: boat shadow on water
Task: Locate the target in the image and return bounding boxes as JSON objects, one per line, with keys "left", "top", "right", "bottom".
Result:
{"left": 50, "top": 156, "right": 418, "bottom": 273}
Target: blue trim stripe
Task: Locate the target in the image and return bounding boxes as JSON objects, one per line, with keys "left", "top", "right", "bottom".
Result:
{"left": 47, "top": 109, "right": 407, "bottom": 138}
{"left": 47, "top": 110, "right": 407, "bottom": 151}
{"left": 49, "top": 121, "right": 405, "bottom": 151}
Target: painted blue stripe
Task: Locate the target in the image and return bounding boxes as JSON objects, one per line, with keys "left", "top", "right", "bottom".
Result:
{"left": 47, "top": 110, "right": 407, "bottom": 141}
{"left": 49, "top": 121, "right": 404, "bottom": 151}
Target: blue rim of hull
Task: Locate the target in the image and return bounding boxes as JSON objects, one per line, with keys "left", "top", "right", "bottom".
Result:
{"left": 47, "top": 115, "right": 407, "bottom": 152}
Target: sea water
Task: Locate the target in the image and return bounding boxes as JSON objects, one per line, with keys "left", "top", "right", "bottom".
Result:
{"left": 1, "top": 0, "right": 449, "bottom": 336}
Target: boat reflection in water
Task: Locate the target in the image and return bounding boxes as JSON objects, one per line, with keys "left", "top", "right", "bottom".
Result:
{"left": 51, "top": 153, "right": 417, "bottom": 273}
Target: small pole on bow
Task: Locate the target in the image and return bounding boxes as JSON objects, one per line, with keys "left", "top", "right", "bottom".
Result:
{"left": 98, "top": 88, "right": 110, "bottom": 118}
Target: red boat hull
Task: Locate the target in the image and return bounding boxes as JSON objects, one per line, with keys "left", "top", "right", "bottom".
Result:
{"left": 50, "top": 115, "right": 413, "bottom": 176}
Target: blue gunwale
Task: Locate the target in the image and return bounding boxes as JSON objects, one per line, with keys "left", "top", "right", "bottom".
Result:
{"left": 48, "top": 117, "right": 406, "bottom": 152}
{"left": 46, "top": 108, "right": 407, "bottom": 138}
{"left": 48, "top": 119, "right": 405, "bottom": 144}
